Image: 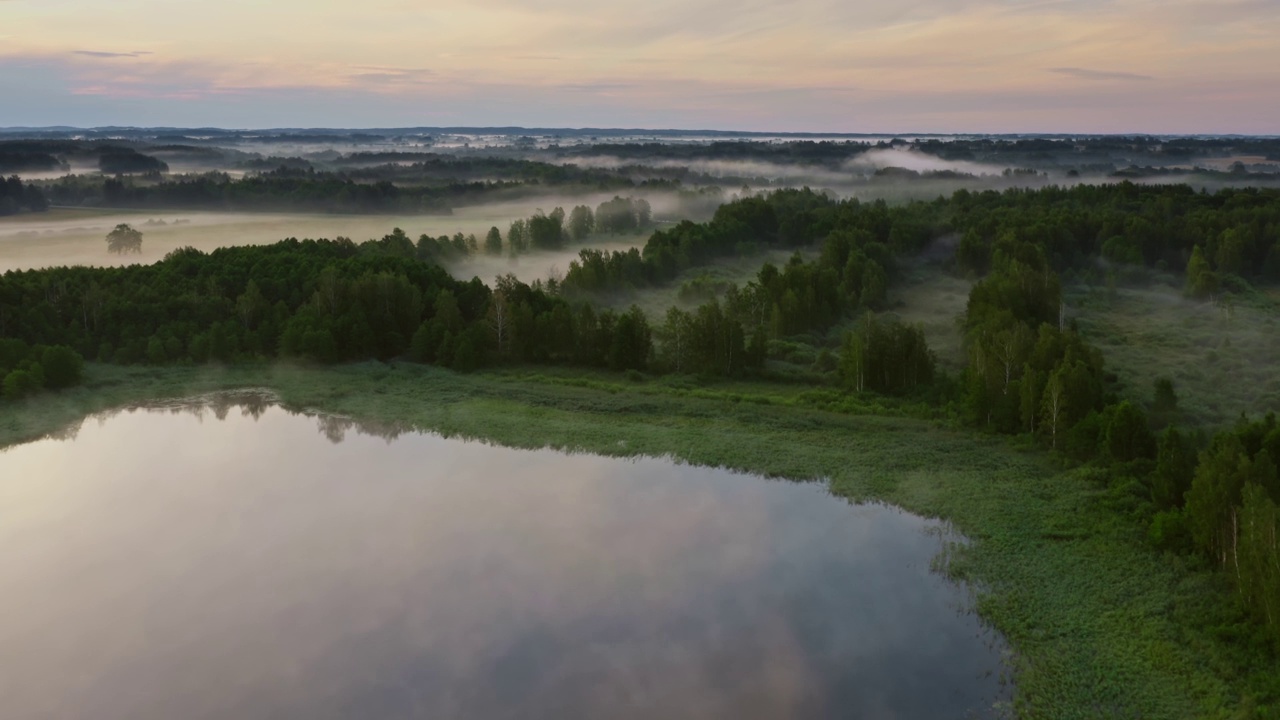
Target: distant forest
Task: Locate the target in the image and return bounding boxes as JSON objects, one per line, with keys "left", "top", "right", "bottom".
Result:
{"left": 0, "top": 175, "right": 49, "bottom": 215}
{"left": 3, "top": 133, "right": 1279, "bottom": 215}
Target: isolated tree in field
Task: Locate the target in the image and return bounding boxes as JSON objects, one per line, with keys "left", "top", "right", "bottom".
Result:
{"left": 106, "top": 224, "right": 143, "bottom": 255}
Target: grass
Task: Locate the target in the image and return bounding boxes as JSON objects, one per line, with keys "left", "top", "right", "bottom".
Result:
{"left": 1067, "top": 278, "right": 1280, "bottom": 428}
{"left": 2, "top": 361, "right": 1277, "bottom": 718}
{"left": 894, "top": 264, "right": 1280, "bottom": 430}
{"left": 887, "top": 265, "right": 973, "bottom": 372}
{"left": 0, "top": 201, "right": 651, "bottom": 279}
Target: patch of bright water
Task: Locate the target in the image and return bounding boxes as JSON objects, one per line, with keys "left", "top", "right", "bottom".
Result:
{"left": 0, "top": 396, "right": 1012, "bottom": 719}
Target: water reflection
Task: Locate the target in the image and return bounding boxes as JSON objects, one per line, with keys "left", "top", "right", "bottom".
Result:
{"left": 0, "top": 396, "right": 1012, "bottom": 720}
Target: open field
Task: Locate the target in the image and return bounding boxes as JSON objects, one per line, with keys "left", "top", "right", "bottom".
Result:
{"left": 1068, "top": 281, "right": 1280, "bottom": 428}
{"left": 887, "top": 268, "right": 972, "bottom": 372}
{"left": 0, "top": 203, "right": 651, "bottom": 285}
{"left": 890, "top": 266, "right": 1280, "bottom": 428}
{"left": 1, "top": 362, "right": 1274, "bottom": 718}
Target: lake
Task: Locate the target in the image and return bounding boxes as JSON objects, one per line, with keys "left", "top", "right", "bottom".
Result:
{"left": 0, "top": 395, "right": 1011, "bottom": 719}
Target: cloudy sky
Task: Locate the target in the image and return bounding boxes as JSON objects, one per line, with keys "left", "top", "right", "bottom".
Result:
{"left": 1, "top": 0, "right": 1277, "bottom": 132}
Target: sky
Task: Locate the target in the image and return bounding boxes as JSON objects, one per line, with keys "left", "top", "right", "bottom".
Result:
{"left": 0, "top": 0, "right": 1277, "bottom": 133}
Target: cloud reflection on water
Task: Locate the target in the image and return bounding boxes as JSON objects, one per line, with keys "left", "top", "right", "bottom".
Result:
{"left": 0, "top": 396, "right": 1011, "bottom": 719}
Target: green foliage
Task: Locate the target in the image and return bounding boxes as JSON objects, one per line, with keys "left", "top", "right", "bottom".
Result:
{"left": 656, "top": 299, "right": 758, "bottom": 377}
{"left": 1153, "top": 426, "right": 1197, "bottom": 510}
{"left": 1236, "top": 483, "right": 1280, "bottom": 647}
{"left": 484, "top": 226, "right": 503, "bottom": 255}
{"left": 105, "top": 223, "right": 143, "bottom": 255}
{"left": 0, "top": 340, "right": 83, "bottom": 400}
{"left": 0, "top": 174, "right": 49, "bottom": 215}
{"left": 1150, "top": 377, "right": 1179, "bottom": 430}
{"left": 1106, "top": 401, "right": 1157, "bottom": 463}
{"left": 607, "top": 306, "right": 652, "bottom": 372}
{"left": 0, "top": 238, "right": 669, "bottom": 375}
{"left": 966, "top": 238, "right": 1060, "bottom": 331}
{"left": 527, "top": 210, "right": 566, "bottom": 250}
{"left": 962, "top": 252, "right": 1102, "bottom": 442}
{"left": 99, "top": 150, "right": 168, "bottom": 174}
{"left": 2, "top": 368, "right": 41, "bottom": 400}
{"left": 839, "top": 312, "right": 935, "bottom": 395}
{"left": 1186, "top": 434, "right": 1249, "bottom": 563}
{"left": 1185, "top": 245, "right": 1217, "bottom": 299}
{"left": 561, "top": 189, "right": 901, "bottom": 306}
{"left": 3, "top": 362, "right": 1276, "bottom": 717}
{"left": 1172, "top": 413, "right": 1280, "bottom": 650}
{"left": 1147, "top": 509, "right": 1192, "bottom": 553}
{"left": 594, "top": 196, "right": 651, "bottom": 234}
{"left": 567, "top": 205, "right": 594, "bottom": 241}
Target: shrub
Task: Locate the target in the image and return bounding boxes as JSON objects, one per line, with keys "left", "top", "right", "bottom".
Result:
{"left": 40, "top": 345, "right": 85, "bottom": 389}
{"left": 3, "top": 368, "right": 41, "bottom": 401}
{"left": 1148, "top": 509, "right": 1192, "bottom": 553}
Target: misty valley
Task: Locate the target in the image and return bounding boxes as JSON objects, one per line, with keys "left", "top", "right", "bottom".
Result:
{"left": 2, "top": 127, "right": 1280, "bottom": 719}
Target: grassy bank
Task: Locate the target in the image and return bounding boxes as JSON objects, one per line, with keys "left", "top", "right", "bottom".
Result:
{"left": 3, "top": 362, "right": 1275, "bottom": 718}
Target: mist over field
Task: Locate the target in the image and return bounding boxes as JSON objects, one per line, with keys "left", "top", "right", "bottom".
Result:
{"left": 4, "top": 131, "right": 1277, "bottom": 287}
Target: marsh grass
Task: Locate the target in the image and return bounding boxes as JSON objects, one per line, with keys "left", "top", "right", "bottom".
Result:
{"left": 2, "top": 361, "right": 1276, "bottom": 717}
{"left": 885, "top": 268, "right": 972, "bottom": 371}
{"left": 1068, "top": 279, "right": 1280, "bottom": 428}
{"left": 892, "top": 265, "right": 1280, "bottom": 430}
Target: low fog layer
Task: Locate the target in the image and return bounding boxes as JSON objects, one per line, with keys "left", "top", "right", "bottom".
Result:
{"left": 0, "top": 190, "right": 677, "bottom": 277}
{"left": 846, "top": 148, "right": 1008, "bottom": 176}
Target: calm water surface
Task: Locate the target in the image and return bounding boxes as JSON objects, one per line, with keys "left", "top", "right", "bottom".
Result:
{"left": 0, "top": 396, "right": 1010, "bottom": 719}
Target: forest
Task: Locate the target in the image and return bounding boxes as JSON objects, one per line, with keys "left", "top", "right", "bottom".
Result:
{"left": 2, "top": 179, "right": 1280, "bottom": 709}
{"left": 0, "top": 175, "right": 50, "bottom": 215}
{"left": 6, "top": 132, "right": 1279, "bottom": 221}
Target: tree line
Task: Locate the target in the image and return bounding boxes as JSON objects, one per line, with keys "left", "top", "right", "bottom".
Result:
{"left": 0, "top": 339, "right": 84, "bottom": 401}
{"left": 0, "top": 236, "right": 738, "bottom": 378}
{"left": 0, "top": 151, "right": 67, "bottom": 174}
{"left": 947, "top": 183, "right": 1280, "bottom": 289}
{"left": 41, "top": 170, "right": 509, "bottom": 214}
{"left": 485, "top": 196, "right": 655, "bottom": 258}
{"left": 0, "top": 175, "right": 50, "bottom": 215}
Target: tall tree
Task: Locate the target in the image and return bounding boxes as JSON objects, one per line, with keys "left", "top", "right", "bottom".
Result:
{"left": 1185, "top": 245, "right": 1217, "bottom": 299}
{"left": 484, "top": 227, "right": 503, "bottom": 255}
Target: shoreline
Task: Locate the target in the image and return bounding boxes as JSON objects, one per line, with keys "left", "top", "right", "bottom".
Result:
{"left": 2, "top": 361, "right": 1265, "bottom": 717}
